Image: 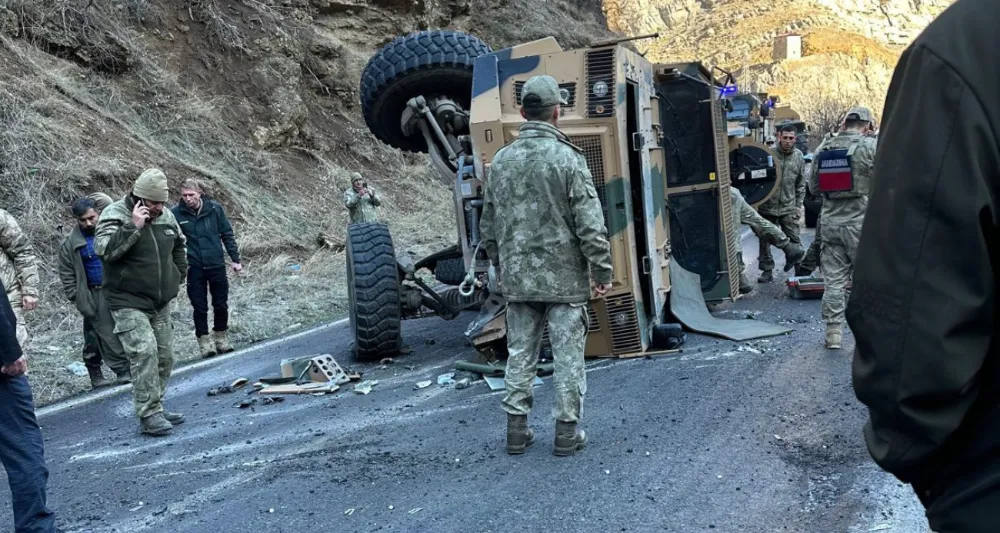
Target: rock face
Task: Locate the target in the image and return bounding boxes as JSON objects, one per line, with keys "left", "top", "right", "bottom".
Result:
{"left": 603, "top": 0, "right": 955, "bottom": 123}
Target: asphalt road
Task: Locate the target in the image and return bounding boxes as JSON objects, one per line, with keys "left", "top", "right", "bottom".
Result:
{"left": 1, "top": 229, "right": 928, "bottom": 533}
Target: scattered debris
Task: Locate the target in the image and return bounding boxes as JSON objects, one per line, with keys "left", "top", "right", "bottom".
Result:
{"left": 868, "top": 526, "right": 891, "bottom": 532}
{"left": 388, "top": 505, "right": 394, "bottom": 510}
{"left": 286, "top": 264, "right": 301, "bottom": 272}
{"left": 414, "top": 380, "right": 432, "bottom": 390}
{"left": 354, "top": 380, "right": 378, "bottom": 395}
{"left": 437, "top": 373, "right": 456, "bottom": 386}
{"left": 259, "top": 382, "right": 339, "bottom": 395}
{"left": 344, "top": 509, "right": 355, "bottom": 516}
{"left": 379, "top": 357, "right": 395, "bottom": 366}
{"left": 408, "top": 508, "right": 422, "bottom": 515}
{"left": 230, "top": 378, "right": 249, "bottom": 389}
{"left": 455, "top": 378, "right": 472, "bottom": 390}
{"left": 774, "top": 434, "right": 783, "bottom": 441}
{"left": 483, "top": 375, "right": 543, "bottom": 392}
{"left": 66, "top": 362, "right": 88, "bottom": 377}
{"left": 736, "top": 345, "right": 762, "bottom": 355}
{"left": 259, "top": 376, "right": 295, "bottom": 385}
{"left": 129, "top": 502, "right": 145, "bottom": 512}
{"left": 207, "top": 385, "right": 235, "bottom": 396}
{"left": 307, "top": 354, "right": 351, "bottom": 385}
{"left": 238, "top": 399, "right": 257, "bottom": 409}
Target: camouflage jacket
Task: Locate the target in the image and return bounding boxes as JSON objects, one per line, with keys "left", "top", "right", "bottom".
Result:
{"left": 480, "top": 121, "right": 612, "bottom": 304}
{"left": 809, "top": 131, "right": 877, "bottom": 227}
{"left": 95, "top": 197, "right": 188, "bottom": 312}
{"left": 344, "top": 187, "right": 381, "bottom": 224}
{"left": 0, "top": 208, "right": 39, "bottom": 302}
{"left": 759, "top": 147, "right": 806, "bottom": 217}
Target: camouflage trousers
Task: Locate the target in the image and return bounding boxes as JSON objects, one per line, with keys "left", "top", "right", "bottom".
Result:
{"left": 502, "top": 301, "right": 588, "bottom": 423}
{"left": 82, "top": 287, "right": 130, "bottom": 375}
{"left": 112, "top": 306, "right": 175, "bottom": 420}
{"left": 820, "top": 223, "right": 862, "bottom": 325}
{"left": 800, "top": 217, "right": 822, "bottom": 272}
{"left": 757, "top": 213, "right": 801, "bottom": 271}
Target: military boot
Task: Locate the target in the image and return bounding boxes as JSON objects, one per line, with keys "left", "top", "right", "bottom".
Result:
{"left": 140, "top": 413, "right": 173, "bottom": 436}
{"left": 795, "top": 265, "right": 814, "bottom": 277}
{"left": 87, "top": 366, "right": 111, "bottom": 389}
{"left": 162, "top": 410, "right": 185, "bottom": 425}
{"left": 554, "top": 420, "right": 587, "bottom": 457}
{"left": 739, "top": 273, "right": 753, "bottom": 295}
{"left": 506, "top": 413, "right": 535, "bottom": 455}
{"left": 213, "top": 330, "right": 234, "bottom": 354}
{"left": 115, "top": 369, "right": 132, "bottom": 385}
{"left": 198, "top": 334, "right": 217, "bottom": 358}
{"left": 782, "top": 243, "right": 805, "bottom": 272}
{"left": 825, "top": 324, "right": 843, "bottom": 350}
{"left": 757, "top": 270, "right": 774, "bottom": 283}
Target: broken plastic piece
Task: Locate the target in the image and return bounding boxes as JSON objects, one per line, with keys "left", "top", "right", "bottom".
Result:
{"left": 415, "top": 380, "right": 432, "bottom": 390}
{"left": 437, "top": 373, "right": 456, "bottom": 386}
{"left": 231, "top": 378, "right": 249, "bottom": 389}
{"left": 354, "top": 380, "right": 378, "bottom": 395}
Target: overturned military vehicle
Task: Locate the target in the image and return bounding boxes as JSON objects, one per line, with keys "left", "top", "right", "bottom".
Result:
{"left": 349, "top": 30, "right": 784, "bottom": 361}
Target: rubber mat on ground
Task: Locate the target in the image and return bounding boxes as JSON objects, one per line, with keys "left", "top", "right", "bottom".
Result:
{"left": 669, "top": 261, "right": 792, "bottom": 341}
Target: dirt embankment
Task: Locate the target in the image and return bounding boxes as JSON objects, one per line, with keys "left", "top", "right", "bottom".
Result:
{"left": 0, "top": 0, "right": 610, "bottom": 405}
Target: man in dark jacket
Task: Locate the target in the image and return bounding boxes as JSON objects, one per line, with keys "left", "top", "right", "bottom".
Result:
{"left": 0, "top": 277, "right": 56, "bottom": 532}
{"left": 171, "top": 178, "right": 241, "bottom": 358}
{"left": 848, "top": 1, "right": 1000, "bottom": 531}
{"left": 58, "top": 197, "right": 130, "bottom": 389}
{"left": 96, "top": 168, "right": 188, "bottom": 436}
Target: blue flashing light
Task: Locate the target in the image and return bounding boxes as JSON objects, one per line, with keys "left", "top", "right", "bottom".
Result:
{"left": 720, "top": 84, "right": 738, "bottom": 97}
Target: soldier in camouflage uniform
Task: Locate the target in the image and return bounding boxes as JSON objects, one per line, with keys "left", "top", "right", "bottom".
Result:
{"left": 729, "top": 187, "right": 804, "bottom": 294}
{"left": 344, "top": 173, "right": 382, "bottom": 223}
{"left": 755, "top": 124, "right": 807, "bottom": 282}
{"left": 809, "top": 107, "right": 877, "bottom": 349}
{"left": 480, "top": 75, "right": 612, "bottom": 457}
{"left": 0, "top": 209, "right": 39, "bottom": 347}
{"left": 96, "top": 169, "right": 188, "bottom": 436}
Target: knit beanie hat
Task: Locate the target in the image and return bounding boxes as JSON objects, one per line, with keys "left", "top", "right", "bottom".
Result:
{"left": 133, "top": 168, "right": 169, "bottom": 202}
{"left": 86, "top": 192, "right": 114, "bottom": 211}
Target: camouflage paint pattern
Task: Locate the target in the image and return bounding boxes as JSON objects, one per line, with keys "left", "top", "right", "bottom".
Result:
{"left": 344, "top": 187, "right": 382, "bottom": 223}
{"left": 756, "top": 214, "right": 802, "bottom": 272}
{"left": 479, "top": 120, "right": 612, "bottom": 304}
{"left": 502, "top": 301, "right": 587, "bottom": 422}
{"left": 809, "top": 131, "right": 877, "bottom": 324}
{"left": 466, "top": 41, "right": 733, "bottom": 357}
{"left": 112, "top": 307, "right": 175, "bottom": 419}
{"left": 800, "top": 216, "right": 822, "bottom": 272}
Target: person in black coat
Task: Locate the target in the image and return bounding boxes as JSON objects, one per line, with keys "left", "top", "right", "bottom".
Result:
{"left": 0, "top": 277, "right": 55, "bottom": 532}
{"left": 849, "top": 0, "right": 1000, "bottom": 531}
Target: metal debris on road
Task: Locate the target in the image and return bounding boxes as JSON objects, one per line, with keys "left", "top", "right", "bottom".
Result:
{"left": 437, "top": 373, "right": 456, "bottom": 386}
{"left": 455, "top": 378, "right": 472, "bottom": 389}
{"left": 408, "top": 508, "right": 422, "bottom": 514}
{"left": 380, "top": 357, "right": 395, "bottom": 366}
{"left": 354, "top": 380, "right": 378, "bottom": 395}
{"left": 345, "top": 509, "right": 355, "bottom": 516}
{"left": 414, "top": 380, "right": 432, "bottom": 390}
{"left": 258, "top": 382, "right": 339, "bottom": 395}
{"left": 238, "top": 399, "right": 257, "bottom": 409}
{"left": 230, "top": 378, "right": 249, "bottom": 389}
{"left": 868, "top": 525, "right": 891, "bottom": 532}
{"left": 483, "top": 375, "right": 543, "bottom": 392}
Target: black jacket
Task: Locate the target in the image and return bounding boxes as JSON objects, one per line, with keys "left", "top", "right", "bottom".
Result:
{"left": 0, "top": 277, "right": 22, "bottom": 365}
{"left": 171, "top": 199, "right": 240, "bottom": 268}
{"left": 848, "top": 0, "right": 1000, "bottom": 498}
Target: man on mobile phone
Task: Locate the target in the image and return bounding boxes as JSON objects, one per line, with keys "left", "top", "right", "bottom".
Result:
{"left": 95, "top": 168, "right": 188, "bottom": 436}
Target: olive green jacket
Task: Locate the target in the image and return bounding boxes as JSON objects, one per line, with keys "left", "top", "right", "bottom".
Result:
{"left": 95, "top": 197, "right": 188, "bottom": 312}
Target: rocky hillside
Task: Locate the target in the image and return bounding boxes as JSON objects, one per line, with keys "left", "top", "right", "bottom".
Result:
{"left": 603, "top": 0, "right": 955, "bottom": 127}
{"left": 0, "top": 0, "right": 611, "bottom": 404}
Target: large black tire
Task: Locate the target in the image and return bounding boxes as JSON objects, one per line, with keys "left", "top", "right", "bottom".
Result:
{"left": 433, "top": 256, "right": 467, "bottom": 286}
{"left": 360, "top": 30, "right": 492, "bottom": 153}
{"left": 346, "top": 222, "right": 402, "bottom": 361}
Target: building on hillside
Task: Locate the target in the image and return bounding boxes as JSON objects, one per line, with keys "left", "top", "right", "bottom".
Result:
{"left": 772, "top": 34, "right": 802, "bottom": 61}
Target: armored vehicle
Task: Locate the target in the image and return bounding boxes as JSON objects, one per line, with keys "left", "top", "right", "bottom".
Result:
{"left": 350, "top": 30, "right": 784, "bottom": 361}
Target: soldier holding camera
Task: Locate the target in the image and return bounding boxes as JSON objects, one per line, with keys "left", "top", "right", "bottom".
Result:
{"left": 344, "top": 173, "right": 382, "bottom": 223}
